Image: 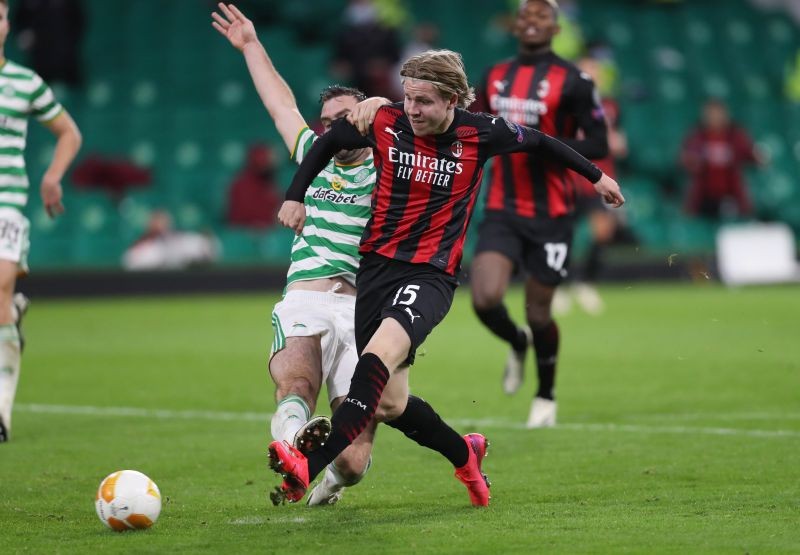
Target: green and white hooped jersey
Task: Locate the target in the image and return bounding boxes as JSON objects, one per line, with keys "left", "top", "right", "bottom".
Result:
{"left": 0, "top": 60, "right": 63, "bottom": 212}
{"left": 285, "top": 127, "right": 375, "bottom": 287}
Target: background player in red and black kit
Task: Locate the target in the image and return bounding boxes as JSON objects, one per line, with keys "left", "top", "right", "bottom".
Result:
{"left": 268, "top": 49, "right": 624, "bottom": 507}
{"left": 560, "top": 55, "right": 632, "bottom": 316}
{"left": 469, "top": 0, "right": 609, "bottom": 428}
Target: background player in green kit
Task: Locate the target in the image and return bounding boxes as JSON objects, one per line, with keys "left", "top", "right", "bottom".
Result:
{"left": 213, "top": 3, "right": 383, "bottom": 505}
{"left": 0, "top": 0, "right": 82, "bottom": 443}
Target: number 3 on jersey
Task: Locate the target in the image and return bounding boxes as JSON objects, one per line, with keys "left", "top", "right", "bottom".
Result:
{"left": 544, "top": 242, "right": 568, "bottom": 271}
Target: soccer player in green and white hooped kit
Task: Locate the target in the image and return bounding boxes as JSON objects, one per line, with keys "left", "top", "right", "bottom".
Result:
{"left": 213, "top": 3, "right": 383, "bottom": 505}
{"left": 0, "top": 0, "right": 82, "bottom": 443}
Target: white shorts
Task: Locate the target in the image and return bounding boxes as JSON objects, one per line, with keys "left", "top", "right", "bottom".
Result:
{"left": 0, "top": 208, "right": 30, "bottom": 274}
{"left": 270, "top": 290, "right": 357, "bottom": 404}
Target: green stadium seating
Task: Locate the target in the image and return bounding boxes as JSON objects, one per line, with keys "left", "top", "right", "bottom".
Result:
{"left": 13, "top": 0, "right": 799, "bottom": 269}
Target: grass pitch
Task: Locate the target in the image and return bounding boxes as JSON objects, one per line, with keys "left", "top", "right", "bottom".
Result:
{"left": 1, "top": 283, "right": 798, "bottom": 554}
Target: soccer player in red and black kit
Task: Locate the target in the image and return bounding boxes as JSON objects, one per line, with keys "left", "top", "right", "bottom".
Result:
{"left": 469, "top": 0, "right": 610, "bottom": 428}
{"left": 269, "top": 49, "right": 623, "bottom": 506}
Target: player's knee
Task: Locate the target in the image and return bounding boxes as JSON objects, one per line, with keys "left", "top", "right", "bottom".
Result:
{"left": 525, "top": 307, "right": 552, "bottom": 331}
{"left": 374, "top": 397, "right": 406, "bottom": 422}
{"left": 471, "top": 287, "right": 503, "bottom": 312}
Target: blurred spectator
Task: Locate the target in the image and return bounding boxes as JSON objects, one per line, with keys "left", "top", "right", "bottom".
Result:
{"left": 13, "top": 0, "right": 85, "bottom": 88}
{"left": 331, "top": 0, "right": 401, "bottom": 98}
{"left": 226, "top": 144, "right": 280, "bottom": 229}
{"left": 680, "top": 98, "right": 766, "bottom": 220}
{"left": 122, "top": 210, "right": 219, "bottom": 271}
{"left": 749, "top": 0, "right": 800, "bottom": 24}
{"left": 391, "top": 22, "right": 440, "bottom": 99}
{"left": 72, "top": 154, "right": 151, "bottom": 200}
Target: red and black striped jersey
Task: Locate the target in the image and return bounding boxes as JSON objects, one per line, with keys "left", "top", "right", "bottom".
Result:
{"left": 285, "top": 103, "right": 601, "bottom": 276}
{"left": 473, "top": 51, "right": 608, "bottom": 219}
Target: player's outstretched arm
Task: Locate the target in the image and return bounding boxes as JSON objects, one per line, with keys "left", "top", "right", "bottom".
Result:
{"left": 212, "top": 2, "right": 305, "bottom": 152}
{"left": 488, "top": 117, "right": 624, "bottom": 208}
{"left": 347, "top": 97, "right": 392, "bottom": 136}
{"left": 535, "top": 132, "right": 624, "bottom": 207}
{"left": 41, "top": 111, "right": 82, "bottom": 218}
{"left": 282, "top": 118, "right": 371, "bottom": 210}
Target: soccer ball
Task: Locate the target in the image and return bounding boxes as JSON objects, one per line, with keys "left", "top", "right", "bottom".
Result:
{"left": 95, "top": 470, "right": 162, "bottom": 531}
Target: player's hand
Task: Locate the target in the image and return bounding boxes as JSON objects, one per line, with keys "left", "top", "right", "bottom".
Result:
{"left": 277, "top": 200, "right": 306, "bottom": 235}
{"left": 347, "top": 97, "right": 390, "bottom": 136}
{"left": 594, "top": 173, "right": 625, "bottom": 208}
{"left": 211, "top": 3, "right": 258, "bottom": 51}
{"left": 41, "top": 174, "right": 65, "bottom": 219}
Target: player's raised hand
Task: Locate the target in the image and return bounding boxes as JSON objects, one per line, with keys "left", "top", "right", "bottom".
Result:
{"left": 41, "top": 175, "right": 65, "bottom": 219}
{"left": 594, "top": 173, "right": 625, "bottom": 208}
{"left": 277, "top": 200, "right": 306, "bottom": 235}
{"left": 211, "top": 3, "right": 258, "bottom": 51}
{"left": 347, "top": 97, "right": 390, "bottom": 136}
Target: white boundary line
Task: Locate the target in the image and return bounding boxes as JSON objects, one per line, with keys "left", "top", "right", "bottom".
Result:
{"left": 15, "top": 403, "right": 800, "bottom": 439}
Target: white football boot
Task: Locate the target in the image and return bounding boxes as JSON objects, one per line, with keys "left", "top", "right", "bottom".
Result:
{"left": 502, "top": 326, "right": 532, "bottom": 395}
{"left": 526, "top": 396, "right": 557, "bottom": 428}
{"left": 551, "top": 287, "right": 572, "bottom": 316}
{"left": 306, "top": 466, "right": 345, "bottom": 506}
{"left": 573, "top": 283, "right": 604, "bottom": 315}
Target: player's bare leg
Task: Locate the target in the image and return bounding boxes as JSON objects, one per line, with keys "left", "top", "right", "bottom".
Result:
{"left": 373, "top": 328, "right": 490, "bottom": 507}
{"left": 307, "top": 395, "right": 377, "bottom": 506}
{"left": 524, "top": 277, "right": 559, "bottom": 428}
{"left": 269, "top": 317, "right": 491, "bottom": 506}
{"left": 471, "top": 251, "right": 531, "bottom": 395}
{"left": 0, "top": 260, "right": 20, "bottom": 443}
{"left": 269, "top": 336, "right": 323, "bottom": 452}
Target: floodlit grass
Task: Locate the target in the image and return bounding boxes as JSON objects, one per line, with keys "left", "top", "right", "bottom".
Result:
{"left": 1, "top": 284, "right": 798, "bottom": 554}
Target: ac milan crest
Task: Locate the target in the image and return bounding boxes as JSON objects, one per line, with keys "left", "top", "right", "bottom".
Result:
{"left": 450, "top": 140, "right": 463, "bottom": 158}
{"left": 537, "top": 79, "right": 550, "bottom": 99}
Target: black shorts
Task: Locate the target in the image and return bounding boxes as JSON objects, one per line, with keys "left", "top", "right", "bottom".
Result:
{"left": 355, "top": 253, "right": 457, "bottom": 365}
{"left": 474, "top": 211, "right": 575, "bottom": 286}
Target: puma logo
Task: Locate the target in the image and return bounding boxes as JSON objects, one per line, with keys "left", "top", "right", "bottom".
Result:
{"left": 384, "top": 126, "right": 402, "bottom": 140}
{"left": 493, "top": 80, "right": 508, "bottom": 93}
{"left": 404, "top": 307, "right": 420, "bottom": 324}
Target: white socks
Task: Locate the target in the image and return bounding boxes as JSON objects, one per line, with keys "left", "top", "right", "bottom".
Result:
{"left": 270, "top": 394, "right": 310, "bottom": 444}
{"left": 0, "top": 324, "right": 21, "bottom": 433}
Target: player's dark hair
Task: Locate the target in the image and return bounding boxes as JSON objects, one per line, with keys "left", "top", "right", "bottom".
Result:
{"left": 319, "top": 85, "right": 367, "bottom": 105}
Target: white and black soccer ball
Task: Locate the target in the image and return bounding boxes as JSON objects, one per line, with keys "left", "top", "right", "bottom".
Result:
{"left": 95, "top": 470, "right": 162, "bottom": 531}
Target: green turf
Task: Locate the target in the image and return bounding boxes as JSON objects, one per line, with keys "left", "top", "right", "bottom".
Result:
{"left": 1, "top": 284, "right": 799, "bottom": 554}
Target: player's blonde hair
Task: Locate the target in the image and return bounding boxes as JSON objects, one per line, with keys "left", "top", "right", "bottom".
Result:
{"left": 400, "top": 49, "right": 476, "bottom": 109}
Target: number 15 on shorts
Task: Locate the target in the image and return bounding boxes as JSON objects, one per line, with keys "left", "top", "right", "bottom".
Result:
{"left": 393, "top": 284, "right": 421, "bottom": 324}
{"left": 393, "top": 284, "right": 420, "bottom": 306}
